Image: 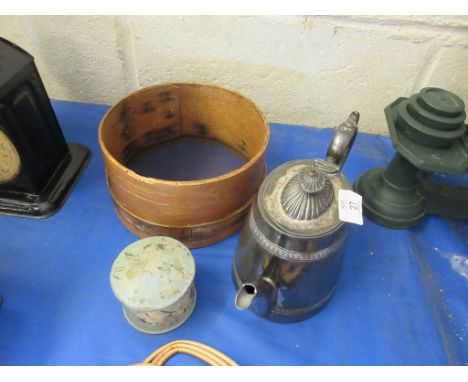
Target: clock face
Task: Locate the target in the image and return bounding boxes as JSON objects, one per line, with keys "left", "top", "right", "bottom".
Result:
{"left": 0, "top": 129, "right": 21, "bottom": 183}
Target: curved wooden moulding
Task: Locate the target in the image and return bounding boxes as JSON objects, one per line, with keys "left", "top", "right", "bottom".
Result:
{"left": 98, "top": 83, "right": 269, "bottom": 248}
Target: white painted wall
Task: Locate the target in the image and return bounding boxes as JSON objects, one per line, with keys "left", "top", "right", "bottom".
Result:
{"left": 0, "top": 15, "right": 467, "bottom": 135}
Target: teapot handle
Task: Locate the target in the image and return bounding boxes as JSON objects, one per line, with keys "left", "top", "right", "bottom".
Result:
{"left": 326, "top": 111, "right": 359, "bottom": 171}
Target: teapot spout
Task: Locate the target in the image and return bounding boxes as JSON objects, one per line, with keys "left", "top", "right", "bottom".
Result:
{"left": 234, "top": 283, "right": 257, "bottom": 310}
{"left": 235, "top": 277, "right": 277, "bottom": 317}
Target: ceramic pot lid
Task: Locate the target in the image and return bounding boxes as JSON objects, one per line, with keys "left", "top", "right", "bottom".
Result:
{"left": 110, "top": 236, "right": 195, "bottom": 311}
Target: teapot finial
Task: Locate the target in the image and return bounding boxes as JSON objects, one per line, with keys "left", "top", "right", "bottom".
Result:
{"left": 281, "top": 163, "right": 334, "bottom": 220}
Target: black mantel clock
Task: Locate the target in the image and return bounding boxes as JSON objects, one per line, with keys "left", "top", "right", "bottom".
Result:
{"left": 0, "top": 37, "right": 90, "bottom": 218}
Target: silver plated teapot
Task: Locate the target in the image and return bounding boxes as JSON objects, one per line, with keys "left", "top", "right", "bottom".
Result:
{"left": 232, "top": 112, "right": 359, "bottom": 322}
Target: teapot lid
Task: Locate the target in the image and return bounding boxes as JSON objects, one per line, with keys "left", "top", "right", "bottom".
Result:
{"left": 257, "top": 112, "right": 359, "bottom": 237}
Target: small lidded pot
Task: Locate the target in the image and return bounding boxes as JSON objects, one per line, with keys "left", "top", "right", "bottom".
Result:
{"left": 233, "top": 112, "right": 359, "bottom": 322}
{"left": 110, "top": 236, "right": 196, "bottom": 334}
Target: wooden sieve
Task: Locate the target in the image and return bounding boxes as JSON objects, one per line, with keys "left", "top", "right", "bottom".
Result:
{"left": 98, "top": 83, "right": 269, "bottom": 248}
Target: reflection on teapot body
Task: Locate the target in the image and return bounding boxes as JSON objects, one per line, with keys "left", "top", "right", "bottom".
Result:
{"left": 232, "top": 112, "right": 359, "bottom": 323}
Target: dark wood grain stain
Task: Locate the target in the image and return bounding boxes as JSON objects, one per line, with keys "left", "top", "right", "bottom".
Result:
{"left": 194, "top": 123, "right": 208, "bottom": 136}
{"left": 164, "top": 110, "right": 175, "bottom": 119}
{"left": 142, "top": 126, "right": 178, "bottom": 145}
{"left": 141, "top": 101, "right": 155, "bottom": 114}
{"left": 121, "top": 125, "right": 179, "bottom": 164}
{"left": 121, "top": 140, "right": 140, "bottom": 164}
{"left": 120, "top": 102, "right": 131, "bottom": 140}
{"left": 158, "top": 91, "right": 176, "bottom": 103}
{"left": 159, "top": 90, "right": 171, "bottom": 98}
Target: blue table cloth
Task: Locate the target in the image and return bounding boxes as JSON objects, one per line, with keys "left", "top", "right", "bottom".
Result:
{"left": 0, "top": 100, "right": 467, "bottom": 365}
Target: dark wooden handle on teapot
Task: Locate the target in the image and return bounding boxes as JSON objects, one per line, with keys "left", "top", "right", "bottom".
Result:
{"left": 326, "top": 111, "right": 359, "bottom": 171}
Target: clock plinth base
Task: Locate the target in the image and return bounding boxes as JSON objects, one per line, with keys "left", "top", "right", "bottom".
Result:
{"left": 0, "top": 143, "right": 90, "bottom": 218}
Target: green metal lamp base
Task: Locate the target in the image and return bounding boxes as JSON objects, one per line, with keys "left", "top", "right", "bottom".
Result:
{"left": 354, "top": 168, "right": 426, "bottom": 229}
{"left": 354, "top": 154, "right": 426, "bottom": 229}
{"left": 356, "top": 87, "right": 467, "bottom": 229}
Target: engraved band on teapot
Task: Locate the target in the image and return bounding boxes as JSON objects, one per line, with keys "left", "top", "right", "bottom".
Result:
{"left": 248, "top": 213, "right": 347, "bottom": 262}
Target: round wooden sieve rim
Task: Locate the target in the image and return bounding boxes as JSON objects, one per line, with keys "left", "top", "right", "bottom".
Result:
{"left": 98, "top": 82, "right": 270, "bottom": 186}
